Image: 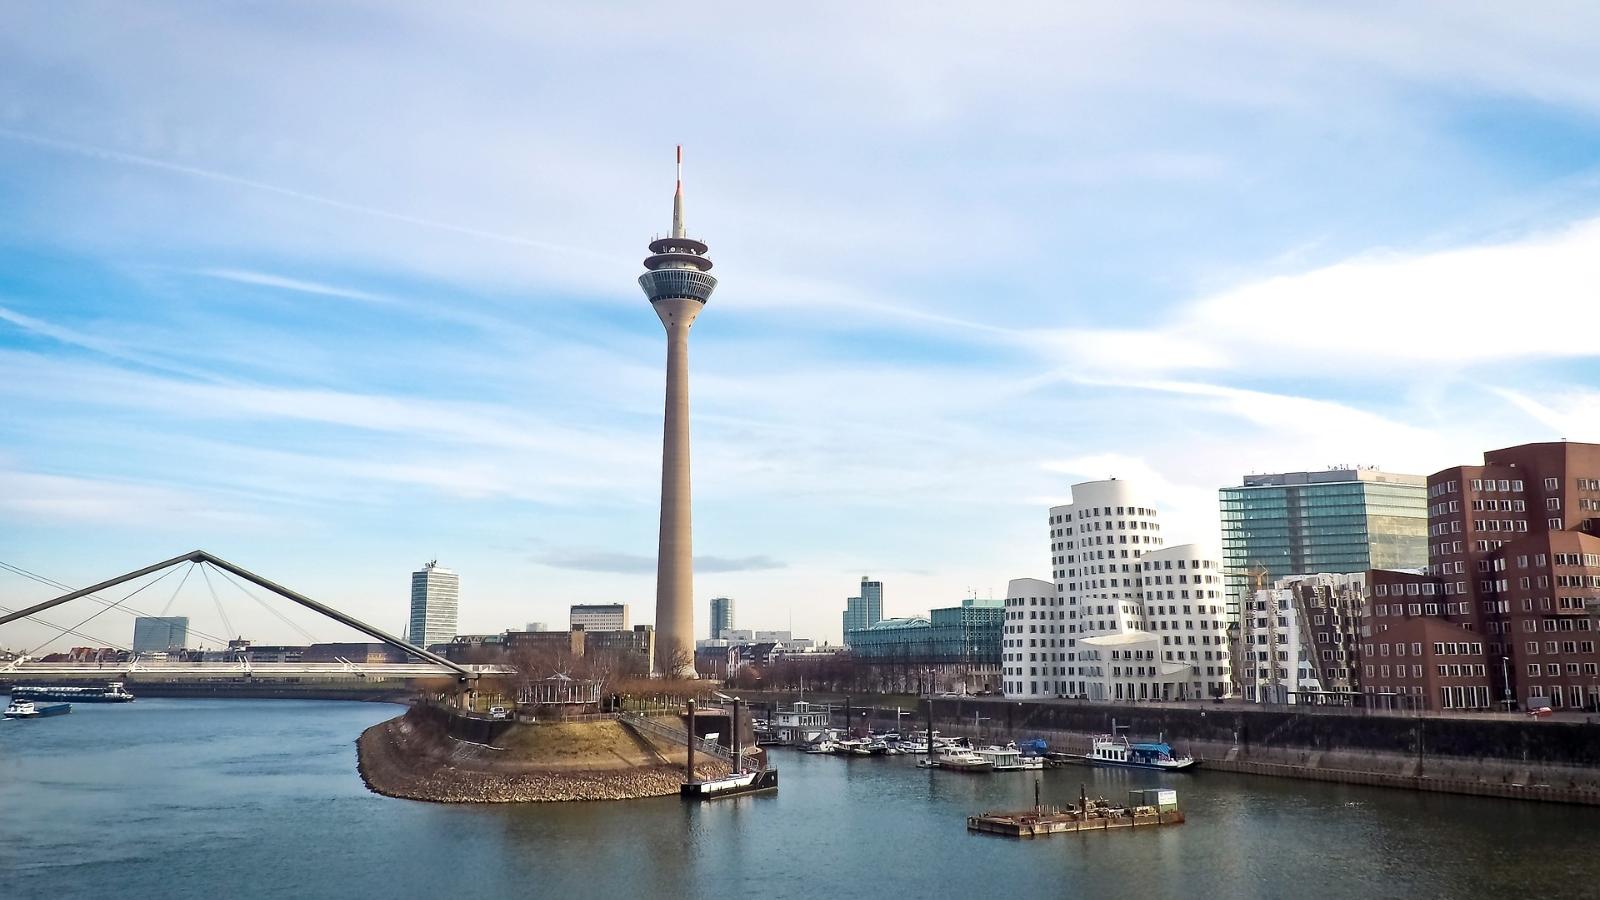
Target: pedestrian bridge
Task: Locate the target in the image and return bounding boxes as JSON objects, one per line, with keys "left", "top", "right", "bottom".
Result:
{"left": 0, "top": 550, "right": 489, "bottom": 686}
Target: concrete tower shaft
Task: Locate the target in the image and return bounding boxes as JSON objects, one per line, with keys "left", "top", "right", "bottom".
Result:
{"left": 639, "top": 147, "right": 716, "bottom": 678}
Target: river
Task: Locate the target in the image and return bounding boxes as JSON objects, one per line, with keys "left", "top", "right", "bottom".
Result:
{"left": 1, "top": 699, "right": 1595, "bottom": 899}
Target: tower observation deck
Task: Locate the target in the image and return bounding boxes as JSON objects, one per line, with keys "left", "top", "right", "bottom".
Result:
{"left": 641, "top": 147, "right": 715, "bottom": 677}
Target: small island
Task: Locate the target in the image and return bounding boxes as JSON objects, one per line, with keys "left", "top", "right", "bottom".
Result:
{"left": 358, "top": 670, "right": 735, "bottom": 803}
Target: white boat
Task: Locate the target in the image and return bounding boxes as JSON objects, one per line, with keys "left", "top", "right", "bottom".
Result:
{"left": 1071, "top": 734, "right": 1196, "bottom": 771}
{"left": 974, "top": 744, "right": 1044, "bottom": 771}
{"left": 4, "top": 699, "right": 71, "bottom": 719}
{"left": 921, "top": 745, "right": 994, "bottom": 772}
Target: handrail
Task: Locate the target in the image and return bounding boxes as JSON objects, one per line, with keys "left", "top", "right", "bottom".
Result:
{"left": 619, "top": 710, "right": 737, "bottom": 763}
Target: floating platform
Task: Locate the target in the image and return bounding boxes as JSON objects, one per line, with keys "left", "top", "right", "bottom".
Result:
{"left": 967, "top": 790, "right": 1184, "bottom": 838}
{"left": 681, "top": 769, "right": 778, "bottom": 801}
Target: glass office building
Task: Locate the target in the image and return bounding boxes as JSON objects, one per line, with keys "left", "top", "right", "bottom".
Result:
{"left": 1219, "top": 469, "right": 1427, "bottom": 620}
{"left": 845, "top": 598, "right": 1003, "bottom": 664}
{"left": 840, "top": 576, "right": 884, "bottom": 644}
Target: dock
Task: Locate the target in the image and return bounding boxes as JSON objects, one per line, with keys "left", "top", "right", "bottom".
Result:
{"left": 967, "top": 788, "right": 1184, "bottom": 838}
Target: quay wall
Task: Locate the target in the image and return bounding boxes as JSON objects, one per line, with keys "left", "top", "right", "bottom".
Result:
{"left": 743, "top": 692, "right": 1600, "bottom": 805}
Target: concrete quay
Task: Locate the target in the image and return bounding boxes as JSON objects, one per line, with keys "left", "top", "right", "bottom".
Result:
{"left": 745, "top": 692, "right": 1600, "bottom": 805}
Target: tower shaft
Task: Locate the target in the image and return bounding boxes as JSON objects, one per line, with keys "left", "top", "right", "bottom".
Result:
{"left": 655, "top": 300, "right": 700, "bottom": 677}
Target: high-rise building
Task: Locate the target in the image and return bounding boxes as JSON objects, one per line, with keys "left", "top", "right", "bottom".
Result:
{"left": 526, "top": 622, "right": 549, "bottom": 633}
{"left": 640, "top": 147, "right": 718, "bottom": 677}
{"left": 1365, "top": 441, "right": 1600, "bottom": 712}
{"left": 1220, "top": 468, "right": 1427, "bottom": 620}
{"left": 132, "top": 616, "right": 189, "bottom": 653}
{"left": 570, "top": 604, "right": 629, "bottom": 632}
{"left": 842, "top": 576, "right": 884, "bottom": 643}
{"left": 409, "top": 561, "right": 459, "bottom": 649}
{"left": 1007, "top": 479, "right": 1231, "bottom": 701}
{"left": 709, "top": 596, "right": 734, "bottom": 639}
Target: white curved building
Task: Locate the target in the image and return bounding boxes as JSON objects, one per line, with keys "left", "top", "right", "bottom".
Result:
{"left": 1129, "top": 543, "right": 1232, "bottom": 701}
{"left": 1006, "top": 479, "right": 1233, "bottom": 701}
{"left": 1002, "top": 577, "right": 1058, "bottom": 697}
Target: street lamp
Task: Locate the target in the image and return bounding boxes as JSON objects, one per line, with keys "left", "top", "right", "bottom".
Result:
{"left": 1500, "top": 656, "right": 1513, "bottom": 713}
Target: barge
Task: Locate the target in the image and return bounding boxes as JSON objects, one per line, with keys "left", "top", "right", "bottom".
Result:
{"left": 967, "top": 788, "right": 1184, "bottom": 838}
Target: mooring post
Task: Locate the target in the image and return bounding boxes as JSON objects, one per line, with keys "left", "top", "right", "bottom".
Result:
{"left": 731, "top": 696, "right": 742, "bottom": 774}
{"left": 686, "top": 698, "right": 697, "bottom": 783}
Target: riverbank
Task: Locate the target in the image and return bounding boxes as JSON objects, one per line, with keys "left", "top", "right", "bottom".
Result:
{"left": 356, "top": 707, "right": 731, "bottom": 803}
{"left": 741, "top": 691, "right": 1600, "bottom": 805}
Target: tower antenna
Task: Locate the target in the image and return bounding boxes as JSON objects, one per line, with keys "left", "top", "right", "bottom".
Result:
{"left": 672, "top": 146, "right": 686, "bottom": 238}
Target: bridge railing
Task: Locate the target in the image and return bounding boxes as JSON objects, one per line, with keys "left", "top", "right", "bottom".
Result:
{"left": 618, "top": 710, "right": 737, "bottom": 764}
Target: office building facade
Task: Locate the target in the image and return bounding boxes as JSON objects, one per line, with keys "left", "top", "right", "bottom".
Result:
{"left": 409, "top": 561, "right": 459, "bottom": 649}
{"left": 1220, "top": 468, "right": 1427, "bottom": 620}
{"left": 709, "top": 596, "right": 735, "bottom": 639}
{"left": 570, "top": 603, "right": 629, "bottom": 632}
{"left": 1240, "top": 573, "right": 1364, "bottom": 703}
{"left": 132, "top": 616, "right": 189, "bottom": 653}
{"left": 1364, "top": 441, "right": 1600, "bottom": 712}
{"left": 841, "top": 576, "right": 884, "bottom": 643}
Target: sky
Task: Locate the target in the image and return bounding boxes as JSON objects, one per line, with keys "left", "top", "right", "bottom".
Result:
{"left": 5, "top": 2, "right": 1600, "bottom": 651}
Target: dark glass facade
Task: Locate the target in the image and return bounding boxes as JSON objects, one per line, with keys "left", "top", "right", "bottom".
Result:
{"left": 1220, "top": 472, "right": 1427, "bottom": 620}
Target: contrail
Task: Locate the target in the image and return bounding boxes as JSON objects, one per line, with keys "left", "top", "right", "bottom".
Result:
{"left": 0, "top": 126, "right": 619, "bottom": 262}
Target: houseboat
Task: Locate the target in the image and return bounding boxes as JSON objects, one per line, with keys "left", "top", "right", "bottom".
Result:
{"left": 974, "top": 744, "right": 1045, "bottom": 771}
{"left": 1065, "top": 734, "right": 1196, "bottom": 771}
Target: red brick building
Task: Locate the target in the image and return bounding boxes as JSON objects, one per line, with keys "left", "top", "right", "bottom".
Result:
{"left": 1364, "top": 441, "right": 1600, "bottom": 712}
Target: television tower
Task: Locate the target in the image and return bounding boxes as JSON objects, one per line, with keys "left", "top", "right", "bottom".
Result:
{"left": 639, "top": 146, "right": 716, "bottom": 677}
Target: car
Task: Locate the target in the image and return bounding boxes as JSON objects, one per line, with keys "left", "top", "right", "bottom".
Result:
{"left": 487, "top": 706, "right": 511, "bottom": 720}
{"left": 1526, "top": 706, "right": 1553, "bottom": 718}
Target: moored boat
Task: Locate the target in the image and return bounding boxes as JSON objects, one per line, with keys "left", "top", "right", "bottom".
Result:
{"left": 1064, "top": 734, "right": 1196, "bottom": 771}
{"left": 921, "top": 745, "right": 994, "bottom": 772}
{"left": 974, "top": 743, "right": 1045, "bottom": 771}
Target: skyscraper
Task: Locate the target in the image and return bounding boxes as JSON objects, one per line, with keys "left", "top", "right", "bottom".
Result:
{"left": 409, "top": 561, "right": 458, "bottom": 649}
{"left": 640, "top": 147, "right": 717, "bottom": 677}
{"left": 709, "top": 596, "right": 734, "bottom": 639}
{"left": 842, "top": 576, "right": 884, "bottom": 643}
{"left": 132, "top": 616, "right": 189, "bottom": 653}
{"left": 1219, "top": 468, "right": 1427, "bottom": 620}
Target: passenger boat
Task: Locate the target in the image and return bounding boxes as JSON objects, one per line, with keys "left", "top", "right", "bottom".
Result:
{"left": 1068, "top": 734, "right": 1196, "bottom": 771}
{"left": 11, "top": 682, "right": 135, "bottom": 703}
{"left": 4, "top": 699, "right": 71, "bottom": 719}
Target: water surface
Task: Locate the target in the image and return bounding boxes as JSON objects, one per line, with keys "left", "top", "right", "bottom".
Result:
{"left": 1, "top": 698, "right": 1595, "bottom": 899}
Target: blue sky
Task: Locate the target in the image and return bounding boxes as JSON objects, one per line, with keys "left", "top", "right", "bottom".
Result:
{"left": 5, "top": 2, "right": 1600, "bottom": 651}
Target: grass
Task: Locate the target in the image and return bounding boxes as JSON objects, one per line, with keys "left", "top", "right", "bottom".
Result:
{"left": 490, "top": 720, "right": 681, "bottom": 771}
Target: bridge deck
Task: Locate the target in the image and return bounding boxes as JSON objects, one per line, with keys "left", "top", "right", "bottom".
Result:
{"left": 0, "top": 662, "right": 513, "bottom": 680}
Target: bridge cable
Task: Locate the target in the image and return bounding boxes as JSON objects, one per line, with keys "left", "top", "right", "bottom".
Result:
{"left": 156, "top": 561, "right": 196, "bottom": 617}
{"left": 207, "top": 564, "right": 321, "bottom": 645}
{"left": 197, "top": 563, "right": 237, "bottom": 641}
{"left": 22, "top": 563, "right": 185, "bottom": 658}
{"left": 0, "top": 601, "right": 134, "bottom": 653}
{"left": 0, "top": 558, "right": 237, "bottom": 650}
